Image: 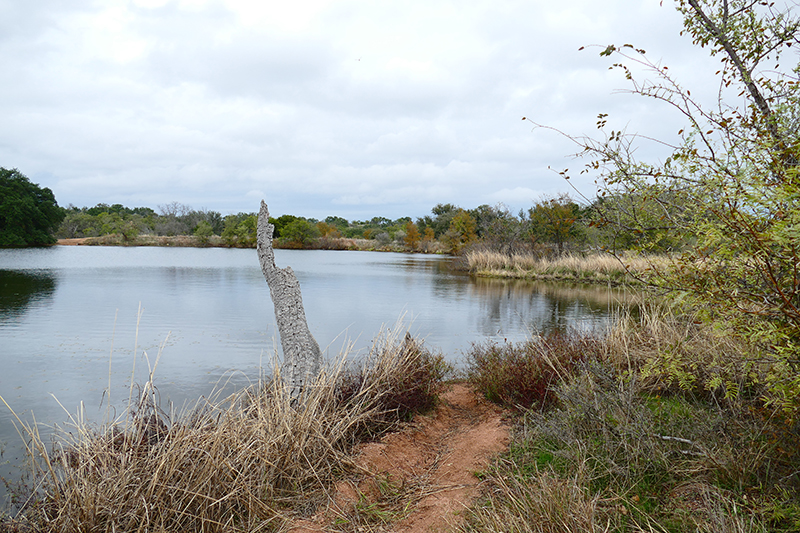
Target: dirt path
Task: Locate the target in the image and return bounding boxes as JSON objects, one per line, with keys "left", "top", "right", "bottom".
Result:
{"left": 287, "top": 383, "right": 510, "bottom": 533}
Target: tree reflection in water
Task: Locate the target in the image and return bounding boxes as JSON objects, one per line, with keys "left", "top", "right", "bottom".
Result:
{"left": 468, "top": 277, "right": 640, "bottom": 337}
{"left": 0, "top": 270, "right": 57, "bottom": 320}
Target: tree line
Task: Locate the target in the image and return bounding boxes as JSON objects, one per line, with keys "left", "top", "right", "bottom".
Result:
{"left": 42, "top": 192, "right": 698, "bottom": 255}
{"left": 1, "top": 162, "right": 701, "bottom": 255}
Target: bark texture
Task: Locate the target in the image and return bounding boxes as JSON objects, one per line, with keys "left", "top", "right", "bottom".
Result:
{"left": 257, "top": 201, "right": 322, "bottom": 402}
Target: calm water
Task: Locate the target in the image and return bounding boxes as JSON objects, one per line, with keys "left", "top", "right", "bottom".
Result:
{"left": 0, "top": 246, "right": 628, "bottom": 501}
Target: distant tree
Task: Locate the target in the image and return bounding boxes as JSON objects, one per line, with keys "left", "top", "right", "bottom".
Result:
{"left": 527, "top": 194, "right": 582, "bottom": 255}
{"left": 181, "top": 209, "right": 224, "bottom": 236}
{"left": 57, "top": 211, "right": 101, "bottom": 238}
{"left": 471, "top": 203, "right": 527, "bottom": 255}
{"left": 222, "top": 213, "right": 257, "bottom": 247}
{"left": 404, "top": 221, "right": 421, "bottom": 250}
{"left": 280, "top": 219, "right": 320, "bottom": 248}
{"left": 130, "top": 206, "right": 157, "bottom": 218}
{"left": 369, "top": 216, "right": 392, "bottom": 228}
{"left": 85, "top": 203, "right": 112, "bottom": 217}
{"left": 324, "top": 216, "right": 349, "bottom": 230}
{"left": 316, "top": 221, "right": 341, "bottom": 238}
{"left": 118, "top": 219, "right": 141, "bottom": 242}
{"left": 194, "top": 220, "right": 214, "bottom": 244}
{"left": 270, "top": 215, "right": 300, "bottom": 238}
{"left": 417, "top": 226, "right": 437, "bottom": 252}
{"left": 155, "top": 217, "right": 190, "bottom": 236}
{"left": 0, "top": 168, "right": 64, "bottom": 247}
{"left": 443, "top": 209, "right": 478, "bottom": 254}
{"left": 157, "top": 201, "right": 192, "bottom": 218}
{"left": 418, "top": 203, "right": 459, "bottom": 237}
{"left": 202, "top": 210, "right": 224, "bottom": 235}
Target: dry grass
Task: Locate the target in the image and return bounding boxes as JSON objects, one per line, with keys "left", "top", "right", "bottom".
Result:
{"left": 459, "top": 468, "right": 600, "bottom": 533}
{"left": 466, "top": 250, "right": 668, "bottom": 284}
{"left": 606, "top": 302, "right": 766, "bottom": 402}
{"left": 1, "top": 326, "right": 449, "bottom": 533}
{"left": 462, "top": 358, "right": 792, "bottom": 532}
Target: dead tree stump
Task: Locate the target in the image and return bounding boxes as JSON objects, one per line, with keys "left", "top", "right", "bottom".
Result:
{"left": 256, "top": 200, "right": 322, "bottom": 402}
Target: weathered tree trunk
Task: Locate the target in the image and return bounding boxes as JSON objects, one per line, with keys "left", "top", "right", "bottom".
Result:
{"left": 256, "top": 201, "right": 322, "bottom": 402}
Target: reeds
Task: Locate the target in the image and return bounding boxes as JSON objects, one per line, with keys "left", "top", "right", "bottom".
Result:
{"left": 3, "top": 325, "right": 449, "bottom": 532}
{"left": 465, "top": 250, "right": 667, "bottom": 284}
{"left": 606, "top": 301, "right": 765, "bottom": 402}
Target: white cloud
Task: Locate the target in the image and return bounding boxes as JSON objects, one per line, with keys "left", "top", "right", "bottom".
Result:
{"left": 0, "top": 0, "right": 726, "bottom": 219}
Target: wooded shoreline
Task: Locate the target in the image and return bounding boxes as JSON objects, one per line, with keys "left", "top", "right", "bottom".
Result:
{"left": 56, "top": 234, "right": 447, "bottom": 253}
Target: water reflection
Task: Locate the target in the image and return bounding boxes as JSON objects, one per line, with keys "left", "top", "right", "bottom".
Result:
{"left": 467, "top": 277, "right": 637, "bottom": 338}
{"left": 0, "top": 270, "right": 57, "bottom": 320}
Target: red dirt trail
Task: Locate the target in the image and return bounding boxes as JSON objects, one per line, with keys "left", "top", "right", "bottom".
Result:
{"left": 287, "top": 383, "right": 510, "bottom": 533}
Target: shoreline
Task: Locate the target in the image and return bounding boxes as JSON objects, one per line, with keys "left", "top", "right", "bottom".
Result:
{"left": 55, "top": 235, "right": 447, "bottom": 254}
{"left": 57, "top": 238, "right": 91, "bottom": 245}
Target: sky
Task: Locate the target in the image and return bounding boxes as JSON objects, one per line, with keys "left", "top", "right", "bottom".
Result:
{"left": 0, "top": 0, "right": 727, "bottom": 220}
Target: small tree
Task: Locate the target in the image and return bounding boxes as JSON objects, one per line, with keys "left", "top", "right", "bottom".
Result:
{"left": 57, "top": 210, "right": 101, "bottom": 238}
{"left": 443, "top": 209, "right": 478, "bottom": 254}
{"left": 221, "top": 214, "right": 257, "bottom": 247}
{"left": 280, "top": 219, "right": 320, "bottom": 248}
{"left": 527, "top": 194, "right": 582, "bottom": 255}
{"left": 418, "top": 203, "right": 459, "bottom": 238}
{"left": 404, "top": 221, "right": 421, "bottom": 250}
{"left": 470, "top": 203, "right": 527, "bottom": 255}
{"left": 316, "top": 221, "right": 341, "bottom": 238}
{"left": 194, "top": 220, "right": 214, "bottom": 244}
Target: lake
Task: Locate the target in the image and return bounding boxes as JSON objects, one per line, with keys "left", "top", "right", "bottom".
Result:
{"left": 0, "top": 246, "right": 628, "bottom": 503}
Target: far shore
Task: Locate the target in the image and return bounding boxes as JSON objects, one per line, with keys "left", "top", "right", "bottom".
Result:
{"left": 58, "top": 238, "right": 91, "bottom": 245}
{"left": 56, "top": 234, "right": 448, "bottom": 254}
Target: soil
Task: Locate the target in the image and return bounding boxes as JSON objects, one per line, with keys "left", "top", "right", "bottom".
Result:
{"left": 286, "top": 383, "right": 510, "bottom": 533}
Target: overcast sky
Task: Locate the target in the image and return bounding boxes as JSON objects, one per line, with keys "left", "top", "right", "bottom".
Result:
{"left": 1, "top": 0, "right": 726, "bottom": 220}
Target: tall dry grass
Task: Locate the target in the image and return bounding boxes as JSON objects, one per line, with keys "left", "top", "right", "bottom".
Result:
{"left": 2, "top": 326, "right": 449, "bottom": 533}
{"left": 466, "top": 250, "right": 668, "bottom": 284}
{"left": 606, "top": 301, "right": 765, "bottom": 401}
